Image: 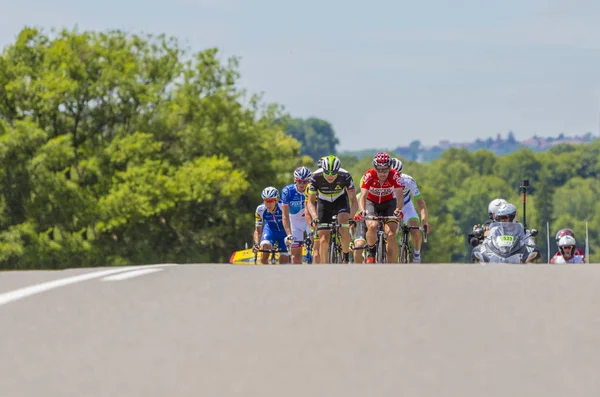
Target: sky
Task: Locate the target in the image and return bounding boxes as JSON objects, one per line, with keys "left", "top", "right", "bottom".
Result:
{"left": 1, "top": 0, "right": 600, "bottom": 151}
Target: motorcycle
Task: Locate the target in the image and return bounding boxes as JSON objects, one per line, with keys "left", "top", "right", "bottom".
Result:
{"left": 472, "top": 222, "right": 540, "bottom": 264}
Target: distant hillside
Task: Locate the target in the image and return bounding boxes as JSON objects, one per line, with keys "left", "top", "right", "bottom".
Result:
{"left": 340, "top": 131, "right": 599, "bottom": 161}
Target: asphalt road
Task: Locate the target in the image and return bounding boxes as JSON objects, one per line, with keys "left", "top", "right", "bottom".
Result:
{"left": 0, "top": 263, "right": 599, "bottom": 397}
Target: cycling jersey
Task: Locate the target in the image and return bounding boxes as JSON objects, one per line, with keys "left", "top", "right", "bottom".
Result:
{"left": 398, "top": 174, "right": 422, "bottom": 205}
{"left": 281, "top": 183, "right": 310, "bottom": 245}
{"left": 308, "top": 168, "right": 355, "bottom": 202}
{"left": 551, "top": 248, "right": 585, "bottom": 264}
{"left": 361, "top": 168, "right": 403, "bottom": 203}
{"left": 281, "top": 183, "right": 306, "bottom": 224}
{"left": 255, "top": 202, "right": 285, "bottom": 233}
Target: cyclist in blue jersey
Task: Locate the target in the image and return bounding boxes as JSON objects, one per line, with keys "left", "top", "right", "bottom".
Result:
{"left": 254, "top": 186, "right": 290, "bottom": 264}
{"left": 281, "top": 166, "right": 312, "bottom": 264}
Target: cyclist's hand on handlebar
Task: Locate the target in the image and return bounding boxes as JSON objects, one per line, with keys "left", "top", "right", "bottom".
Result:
{"left": 423, "top": 222, "right": 431, "bottom": 233}
{"left": 393, "top": 208, "right": 403, "bottom": 219}
{"left": 348, "top": 219, "right": 357, "bottom": 227}
{"left": 353, "top": 211, "right": 364, "bottom": 221}
{"left": 285, "top": 234, "right": 294, "bottom": 244}
{"left": 252, "top": 243, "right": 260, "bottom": 253}
{"left": 311, "top": 218, "right": 320, "bottom": 227}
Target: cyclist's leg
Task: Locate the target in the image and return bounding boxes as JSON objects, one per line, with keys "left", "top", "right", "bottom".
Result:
{"left": 275, "top": 233, "right": 290, "bottom": 264}
{"left": 403, "top": 202, "right": 422, "bottom": 262}
{"left": 289, "top": 222, "right": 305, "bottom": 264}
{"left": 364, "top": 199, "right": 378, "bottom": 263}
{"left": 312, "top": 227, "right": 321, "bottom": 264}
{"left": 353, "top": 221, "right": 367, "bottom": 263}
{"left": 382, "top": 198, "right": 399, "bottom": 264}
{"left": 259, "top": 228, "right": 275, "bottom": 265}
{"left": 317, "top": 199, "right": 333, "bottom": 263}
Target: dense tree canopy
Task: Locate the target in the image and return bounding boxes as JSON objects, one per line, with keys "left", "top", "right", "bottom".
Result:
{"left": 0, "top": 27, "right": 302, "bottom": 268}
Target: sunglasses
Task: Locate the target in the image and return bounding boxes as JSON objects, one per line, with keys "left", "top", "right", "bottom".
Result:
{"left": 323, "top": 170, "right": 337, "bottom": 176}
{"left": 295, "top": 179, "right": 309, "bottom": 184}
{"left": 376, "top": 167, "right": 389, "bottom": 173}
{"left": 263, "top": 198, "right": 277, "bottom": 204}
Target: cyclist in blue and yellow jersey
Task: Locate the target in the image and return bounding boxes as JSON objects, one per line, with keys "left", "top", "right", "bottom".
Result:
{"left": 254, "top": 186, "right": 290, "bottom": 264}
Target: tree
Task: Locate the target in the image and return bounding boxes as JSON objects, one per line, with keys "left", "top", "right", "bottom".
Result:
{"left": 278, "top": 117, "right": 339, "bottom": 161}
{"left": 0, "top": 27, "right": 301, "bottom": 268}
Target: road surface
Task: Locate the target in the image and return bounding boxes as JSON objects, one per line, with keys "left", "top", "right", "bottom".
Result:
{"left": 0, "top": 263, "right": 599, "bottom": 397}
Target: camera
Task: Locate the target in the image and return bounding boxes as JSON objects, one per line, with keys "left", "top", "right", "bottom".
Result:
{"left": 520, "top": 179, "right": 529, "bottom": 188}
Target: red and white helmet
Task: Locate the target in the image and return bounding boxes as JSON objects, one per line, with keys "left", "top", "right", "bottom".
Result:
{"left": 555, "top": 229, "right": 575, "bottom": 244}
{"left": 372, "top": 152, "right": 391, "bottom": 167}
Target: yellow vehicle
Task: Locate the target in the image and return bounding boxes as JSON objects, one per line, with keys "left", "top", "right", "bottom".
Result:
{"left": 229, "top": 246, "right": 311, "bottom": 265}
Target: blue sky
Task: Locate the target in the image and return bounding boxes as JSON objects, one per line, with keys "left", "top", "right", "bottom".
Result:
{"left": 2, "top": 0, "right": 600, "bottom": 151}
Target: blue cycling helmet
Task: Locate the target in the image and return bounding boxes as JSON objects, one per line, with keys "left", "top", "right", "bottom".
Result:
{"left": 294, "top": 166, "right": 312, "bottom": 180}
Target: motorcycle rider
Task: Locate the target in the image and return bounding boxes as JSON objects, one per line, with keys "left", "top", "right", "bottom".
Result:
{"left": 468, "top": 198, "right": 508, "bottom": 247}
{"left": 472, "top": 203, "right": 540, "bottom": 263}
{"left": 550, "top": 234, "right": 586, "bottom": 264}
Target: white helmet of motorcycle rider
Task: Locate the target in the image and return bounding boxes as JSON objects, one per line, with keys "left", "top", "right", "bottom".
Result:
{"left": 494, "top": 203, "right": 517, "bottom": 222}
{"left": 488, "top": 198, "right": 508, "bottom": 220}
{"left": 557, "top": 235, "right": 577, "bottom": 258}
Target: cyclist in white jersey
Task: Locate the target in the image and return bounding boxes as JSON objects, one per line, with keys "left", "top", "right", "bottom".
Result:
{"left": 390, "top": 158, "right": 431, "bottom": 263}
{"left": 281, "top": 166, "right": 312, "bottom": 263}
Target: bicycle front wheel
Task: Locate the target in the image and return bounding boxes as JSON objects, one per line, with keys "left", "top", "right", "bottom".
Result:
{"left": 376, "top": 234, "right": 387, "bottom": 264}
{"left": 399, "top": 242, "right": 410, "bottom": 264}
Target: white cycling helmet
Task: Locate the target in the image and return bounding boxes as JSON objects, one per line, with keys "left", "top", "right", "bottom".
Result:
{"left": 261, "top": 186, "right": 279, "bottom": 200}
{"left": 488, "top": 198, "right": 508, "bottom": 219}
{"left": 558, "top": 235, "right": 576, "bottom": 248}
{"left": 390, "top": 157, "right": 403, "bottom": 172}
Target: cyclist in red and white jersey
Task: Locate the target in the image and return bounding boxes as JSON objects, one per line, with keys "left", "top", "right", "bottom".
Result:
{"left": 355, "top": 152, "right": 405, "bottom": 263}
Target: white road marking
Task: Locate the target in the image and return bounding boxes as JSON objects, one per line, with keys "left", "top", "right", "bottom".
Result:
{"left": 101, "top": 268, "right": 163, "bottom": 281}
{"left": 0, "top": 264, "right": 176, "bottom": 307}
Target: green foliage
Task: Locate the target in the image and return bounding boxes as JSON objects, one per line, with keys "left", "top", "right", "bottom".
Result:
{"left": 0, "top": 27, "right": 302, "bottom": 268}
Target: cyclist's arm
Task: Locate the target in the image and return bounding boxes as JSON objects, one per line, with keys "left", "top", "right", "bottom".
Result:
{"left": 307, "top": 192, "right": 318, "bottom": 220}
{"left": 359, "top": 188, "right": 369, "bottom": 213}
{"left": 393, "top": 187, "right": 405, "bottom": 210}
{"left": 281, "top": 204, "right": 292, "bottom": 236}
{"left": 253, "top": 225, "right": 262, "bottom": 246}
{"left": 348, "top": 188, "right": 358, "bottom": 218}
{"left": 416, "top": 197, "right": 428, "bottom": 225}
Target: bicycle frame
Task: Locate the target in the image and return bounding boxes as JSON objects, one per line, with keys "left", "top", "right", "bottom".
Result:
{"left": 364, "top": 215, "right": 399, "bottom": 264}
{"left": 253, "top": 242, "right": 288, "bottom": 264}
{"left": 398, "top": 223, "right": 428, "bottom": 263}
{"left": 316, "top": 214, "right": 350, "bottom": 264}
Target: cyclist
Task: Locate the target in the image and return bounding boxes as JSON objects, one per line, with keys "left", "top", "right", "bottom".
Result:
{"left": 253, "top": 186, "right": 290, "bottom": 264}
{"left": 550, "top": 235, "right": 586, "bottom": 263}
{"left": 281, "top": 166, "right": 312, "bottom": 264}
{"left": 390, "top": 157, "right": 430, "bottom": 263}
{"left": 307, "top": 155, "right": 358, "bottom": 263}
{"left": 356, "top": 152, "right": 405, "bottom": 264}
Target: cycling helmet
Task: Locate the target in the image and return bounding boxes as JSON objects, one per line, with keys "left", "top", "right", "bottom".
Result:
{"left": 372, "top": 152, "right": 391, "bottom": 167}
{"left": 555, "top": 228, "right": 575, "bottom": 244}
{"left": 390, "top": 157, "right": 403, "bottom": 172}
{"left": 557, "top": 235, "right": 577, "bottom": 257}
{"left": 321, "top": 155, "right": 341, "bottom": 173}
{"left": 494, "top": 203, "right": 517, "bottom": 222}
{"left": 261, "top": 186, "right": 279, "bottom": 200}
{"left": 317, "top": 156, "right": 326, "bottom": 169}
{"left": 293, "top": 166, "right": 311, "bottom": 180}
{"left": 488, "top": 198, "right": 508, "bottom": 219}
